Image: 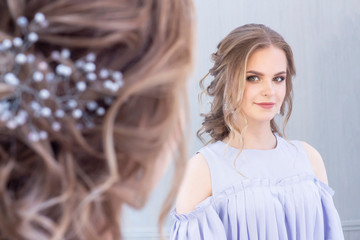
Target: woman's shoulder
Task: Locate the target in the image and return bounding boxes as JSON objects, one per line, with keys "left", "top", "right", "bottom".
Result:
{"left": 175, "top": 153, "right": 212, "bottom": 214}
{"left": 300, "top": 141, "right": 329, "bottom": 185}
{"left": 197, "top": 140, "right": 222, "bottom": 152}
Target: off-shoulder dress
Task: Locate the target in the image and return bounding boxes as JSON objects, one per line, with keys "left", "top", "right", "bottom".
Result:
{"left": 170, "top": 135, "right": 344, "bottom": 240}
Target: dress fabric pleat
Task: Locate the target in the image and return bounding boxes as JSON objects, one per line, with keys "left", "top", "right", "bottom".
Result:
{"left": 171, "top": 175, "right": 343, "bottom": 240}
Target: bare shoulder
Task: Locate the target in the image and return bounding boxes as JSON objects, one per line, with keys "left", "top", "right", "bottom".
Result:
{"left": 301, "top": 141, "right": 329, "bottom": 185}
{"left": 175, "top": 153, "right": 212, "bottom": 214}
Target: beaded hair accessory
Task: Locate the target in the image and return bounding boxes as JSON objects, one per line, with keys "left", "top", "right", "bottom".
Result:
{"left": 0, "top": 13, "right": 124, "bottom": 142}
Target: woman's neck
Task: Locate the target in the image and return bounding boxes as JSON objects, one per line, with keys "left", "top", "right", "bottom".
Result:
{"left": 227, "top": 121, "right": 277, "bottom": 150}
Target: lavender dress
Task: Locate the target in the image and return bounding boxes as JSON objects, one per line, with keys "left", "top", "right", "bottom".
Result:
{"left": 170, "top": 135, "right": 344, "bottom": 239}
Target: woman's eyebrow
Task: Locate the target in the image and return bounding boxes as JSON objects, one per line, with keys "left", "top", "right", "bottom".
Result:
{"left": 246, "top": 70, "right": 263, "bottom": 76}
{"left": 274, "top": 71, "right": 287, "bottom": 75}
{"left": 246, "top": 70, "right": 286, "bottom": 76}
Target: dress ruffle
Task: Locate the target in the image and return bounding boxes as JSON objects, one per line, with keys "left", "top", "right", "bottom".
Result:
{"left": 170, "top": 174, "right": 343, "bottom": 240}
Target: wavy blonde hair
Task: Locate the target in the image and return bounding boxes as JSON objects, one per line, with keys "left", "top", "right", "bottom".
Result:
{"left": 0, "top": 0, "right": 194, "bottom": 239}
{"left": 198, "top": 24, "right": 296, "bottom": 148}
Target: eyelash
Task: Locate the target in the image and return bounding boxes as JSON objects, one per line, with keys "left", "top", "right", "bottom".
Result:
{"left": 274, "top": 76, "right": 286, "bottom": 82}
{"left": 246, "top": 76, "right": 286, "bottom": 82}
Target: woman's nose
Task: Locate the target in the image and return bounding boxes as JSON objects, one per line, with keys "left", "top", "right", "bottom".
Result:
{"left": 262, "top": 79, "right": 275, "bottom": 96}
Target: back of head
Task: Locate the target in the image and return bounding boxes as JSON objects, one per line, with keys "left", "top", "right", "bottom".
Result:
{"left": 0, "top": 0, "right": 194, "bottom": 239}
{"left": 198, "top": 24, "right": 296, "bottom": 144}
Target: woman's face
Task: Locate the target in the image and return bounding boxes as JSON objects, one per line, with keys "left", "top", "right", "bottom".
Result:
{"left": 240, "top": 46, "right": 287, "bottom": 124}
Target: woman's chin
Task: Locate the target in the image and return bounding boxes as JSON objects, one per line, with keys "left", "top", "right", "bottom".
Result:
{"left": 247, "top": 113, "right": 277, "bottom": 123}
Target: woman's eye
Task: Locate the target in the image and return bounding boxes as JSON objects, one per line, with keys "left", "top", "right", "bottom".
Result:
{"left": 274, "top": 76, "right": 285, "bottom": 82}
{"left": 246, "top": 76, "right": 259, "bottom": 82}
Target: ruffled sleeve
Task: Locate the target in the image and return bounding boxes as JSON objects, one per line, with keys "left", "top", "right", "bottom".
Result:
{"left": 170, "top": 198, "right": 226, "bottom": 240}
{"left": 314, "top": 179, "right": 345, "bottom": 240}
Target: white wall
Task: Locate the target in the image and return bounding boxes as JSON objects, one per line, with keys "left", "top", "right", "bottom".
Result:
{"left": 123, "top": 0, "right": 360, "bottom": 239}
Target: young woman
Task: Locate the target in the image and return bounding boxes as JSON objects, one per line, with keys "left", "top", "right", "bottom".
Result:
{"left": 171, "top": 24, "right": 344, "bottom": 239}
{"left": 0, "top": 0, "right": 193, "bottom": 239}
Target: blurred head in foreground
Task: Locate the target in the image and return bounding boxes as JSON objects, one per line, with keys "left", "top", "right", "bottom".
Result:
{"left": 0, "top": 0, "right": 193, "bottom": 239}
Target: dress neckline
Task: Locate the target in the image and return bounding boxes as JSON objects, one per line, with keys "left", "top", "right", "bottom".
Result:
{"left": 219, "top": 133, "right": 280, "bottom": 152}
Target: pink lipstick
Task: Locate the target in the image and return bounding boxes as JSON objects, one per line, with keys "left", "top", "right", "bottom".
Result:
{"left": 255, "top": 102, "right": 275, "bottom": 109}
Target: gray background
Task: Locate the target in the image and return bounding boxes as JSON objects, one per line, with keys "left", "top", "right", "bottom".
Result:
{"left": 123, "top": 0, "right": 360, "bottom": 239}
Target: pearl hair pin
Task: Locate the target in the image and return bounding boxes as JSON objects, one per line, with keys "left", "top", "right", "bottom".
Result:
{"left": 0, "top": 13, "right": 124, "bottom": 142}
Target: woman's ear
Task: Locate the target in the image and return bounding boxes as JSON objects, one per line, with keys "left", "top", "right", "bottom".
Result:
{"left": 149, "top": 107, "right": 186, "bottom": 190}
{"left": 113, "top": 162, "right": 160, "bottom": 209}
{"left": 113, "top": 181, "right": 145, "bottom": 209}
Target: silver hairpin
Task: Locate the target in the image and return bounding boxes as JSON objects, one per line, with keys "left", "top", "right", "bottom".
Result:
{"left": 0, "top": 13, "right": 124, "bottom": 142}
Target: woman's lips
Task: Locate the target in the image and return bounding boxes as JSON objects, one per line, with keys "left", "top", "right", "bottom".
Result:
{"left": 255, "top": 102, "right": 275, "bottom": 109}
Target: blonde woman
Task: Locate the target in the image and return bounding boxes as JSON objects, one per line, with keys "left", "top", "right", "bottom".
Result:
{"left": 171, "top": 24, "right": 344, "bottom": 239}
{"left": 0, "top": 0, "right": 193, "bottom": 239}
